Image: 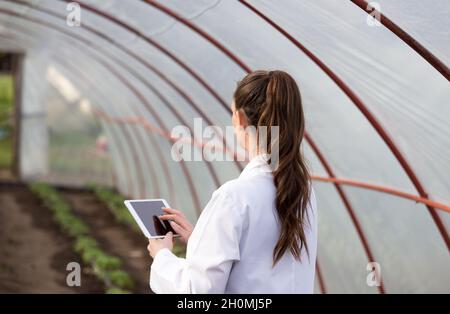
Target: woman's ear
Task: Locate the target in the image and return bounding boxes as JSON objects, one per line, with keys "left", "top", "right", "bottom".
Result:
{"left": 236, "top": 109, "right": 248, "bottom": 129}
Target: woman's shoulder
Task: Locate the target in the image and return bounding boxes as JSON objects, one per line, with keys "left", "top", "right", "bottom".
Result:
{"left": 212, "top": 178, "right": 242, "bottom": 200}
{"left": 211, "top": 174, "right": 276, "bottom": 211}
{"left": 217, "top": 173, "right": 272, "bottom": 193}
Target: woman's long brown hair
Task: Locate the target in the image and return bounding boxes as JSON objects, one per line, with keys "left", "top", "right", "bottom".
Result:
{"left": 234, "top": 70, "right": 311, "bottom": 266}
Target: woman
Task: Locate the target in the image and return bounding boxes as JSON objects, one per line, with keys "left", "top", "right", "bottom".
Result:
{"left": 147, "top": 70, "right": 318, "bottom": 294}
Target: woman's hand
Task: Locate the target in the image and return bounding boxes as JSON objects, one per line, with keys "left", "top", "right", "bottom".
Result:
{"left": 147, "top": 232, "right": 173, "bottom": 258}
{"left": 159, "top": 207, "right": 194, "bottom": 244}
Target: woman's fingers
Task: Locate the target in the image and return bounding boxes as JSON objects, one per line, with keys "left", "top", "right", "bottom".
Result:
{"left": 164, "top": 231, "right": 173, "bottom": 244}
{"left": 159, "top": 208, "right": 193, "bottom": 244}
{"left": 169, "top": 221, "right": 185, "bottom": 236}
{"left": 169, "top": 221, "right": 189, "bottom": 244}
{"left": 162, "top": 207, "right": 185, "bottom": 217}
{"left": 158, "top": 213, "right": 178, "bottom": 221}
{"left": 159, "top": 214, "right": 185, "bottom": 227}
{"left": 147, "top": 233, "right": 174, "bottom": 258}
{"left": 159, "top": 213, "right": 192, "bottom": 231}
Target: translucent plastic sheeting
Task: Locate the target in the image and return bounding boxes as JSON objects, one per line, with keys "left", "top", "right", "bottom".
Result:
{"left": 1, "top": 26, "right": 139, "bottom": 194}
{"left": 314, "top": 180, "right": 450, "bottom": 293}
{"left": 0, "top": 1, "right": 243, "bottom": 221}
{"left": 341, "top": 186, "right": 450, "bottom": 293}
{"left": 376, "top": 0, "right": 450, "bottom": 67}
{"left": 0, "top": 35, "right": 21, "bottom": 51}
{"left": 0, "top": 14, "right": 149, "bottom": 197}
{"left": 4, "top": 38, "right": 122, "bottom": 188}
{"left": 313, "top": 181, "right": 375, "bottom": 293}
{"left": 45, "top": 84, "right": 115, "bottom": 186}
{"left": 306, "top": 145, "right": 375, "bottom": 293}
{"left": 247, "top": 0, "right": 450, "bottom": 204}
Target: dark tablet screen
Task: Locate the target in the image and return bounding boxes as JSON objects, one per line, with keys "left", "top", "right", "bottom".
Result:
{"left": 129, "top": 200, "right": 177, "bottom": 236}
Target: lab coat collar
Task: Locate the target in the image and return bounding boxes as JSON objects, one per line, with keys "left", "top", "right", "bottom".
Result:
{"left": 239, "top": 153, "right": 273, "bottom": 179}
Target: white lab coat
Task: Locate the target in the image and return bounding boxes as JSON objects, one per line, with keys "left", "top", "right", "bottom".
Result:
{"left": 150, "top": 154, "right": 318, "bottom": 294}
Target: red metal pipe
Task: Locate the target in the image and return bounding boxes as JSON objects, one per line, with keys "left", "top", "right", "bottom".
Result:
{"left": 351, "top": 0, "right": 449, "bottom": 81}
{"left": 239, "top": 0, "right": 449, "bottom": 251}
{"left": 315, "top": 260, "right": 327, "bottom": 294}
{"left": 312, "top": 175, "right": 450, "bottom": 213}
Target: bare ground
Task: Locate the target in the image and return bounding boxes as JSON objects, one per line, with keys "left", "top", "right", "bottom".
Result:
{"left": 0, "top": 183, "right": 104, "bottom": 293}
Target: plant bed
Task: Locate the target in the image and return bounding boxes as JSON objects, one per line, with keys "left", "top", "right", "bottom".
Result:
{"left": 30, "top": 183, "right": 135, "bottom": 294}
{"left": 61, "top": 188, "right": 152, "bottom": 293}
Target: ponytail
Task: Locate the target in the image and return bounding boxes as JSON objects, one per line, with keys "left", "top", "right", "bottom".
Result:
{"left": 234, "top": 70, "right": 311, "bottom": 265}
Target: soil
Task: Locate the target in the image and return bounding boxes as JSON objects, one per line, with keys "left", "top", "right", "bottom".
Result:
{"left": 0, "top": 183, "right": 104, "bottom": 293}
{"left": 0, "top": 182, "right": 152, "bottom": 293}
{"left": 60, "top": 189, "right": 152, "bottom": 294}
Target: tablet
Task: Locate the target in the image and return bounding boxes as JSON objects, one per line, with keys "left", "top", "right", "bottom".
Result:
{"left": 124, "top": 199, "right": 178, "bottom": 238}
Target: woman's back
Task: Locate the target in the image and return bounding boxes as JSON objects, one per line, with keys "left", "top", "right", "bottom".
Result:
{"left": 213, "top": 155, "right": 318, "bottom": 293}
{"left": 151, "top": 154, "right": 317, "bottom": 294}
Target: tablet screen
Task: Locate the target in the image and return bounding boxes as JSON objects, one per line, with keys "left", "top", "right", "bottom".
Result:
{"left": 128, "top": 200, "right": 177, "bottom": 236}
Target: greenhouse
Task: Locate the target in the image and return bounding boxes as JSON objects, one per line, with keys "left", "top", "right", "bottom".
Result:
{"left": 0, "top": 0, "right": 449, "bottom": 294}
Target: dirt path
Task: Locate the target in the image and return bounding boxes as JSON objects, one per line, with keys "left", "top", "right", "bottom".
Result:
{"left": 0, "top": 183, "right": 104, "bottom": 293}
{"left": 61, "top": 189, "right": 152, "bottom": 294}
